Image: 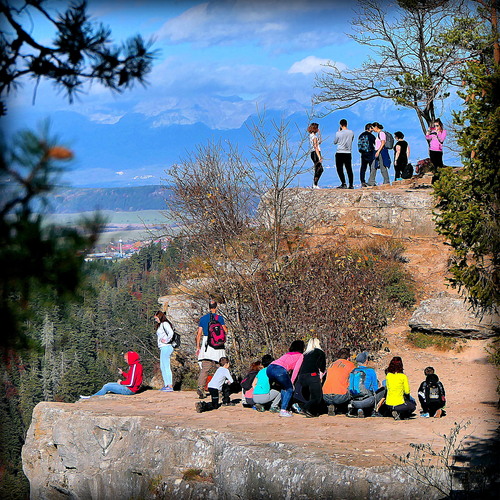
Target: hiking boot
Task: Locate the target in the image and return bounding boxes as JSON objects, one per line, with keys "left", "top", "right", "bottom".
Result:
{"left": 348, "top": 185, "right": 354, "bottom": 189}
{"left": 337, "top": 183, "right": 347, "bottom": 189}
{"left": 195, "top": 402, "right": 205, "bottom": 413}
{"left": 279, "top": 409, "right": 293, "bottom": 417}
{"left": 361, "top": 182, "right": 368, "bottom": 188}
{"left": 433, "top": 409, "right": 443, "bottom": 418}
{"left": 392, "top": 410, "right": 401, "bottom": 421}
{"left": 304, "top": 410, "right": 317, "bottom": 418}
{"left": 357, "top": 409, "right": 365, "bottom": 418}
{"left": 255, "top": 404, "right": 265, "bottom": 412}
{"left": 196, "top": 388, "right": 206, "bottom": 399}
{"left": 327, "top": 405, "right": 335, "bottom": 416}
{"left": 269, "top": 406, "right": 280, "bottom": 413}
{"left": 370, "top": 411, "right": 384, "bottom": 417}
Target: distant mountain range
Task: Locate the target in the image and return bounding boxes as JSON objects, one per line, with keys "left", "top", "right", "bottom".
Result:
{"left": 3, "top": 105, "right": 435, "bottom": 189}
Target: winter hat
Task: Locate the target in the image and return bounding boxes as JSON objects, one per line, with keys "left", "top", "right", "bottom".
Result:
{"left": 356, "top": 351, "right": 368, "bottom": 364}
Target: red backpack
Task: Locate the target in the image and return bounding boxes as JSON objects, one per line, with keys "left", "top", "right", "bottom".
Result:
{"left": 207, "top": 314, "right": 226, "bottom": 349}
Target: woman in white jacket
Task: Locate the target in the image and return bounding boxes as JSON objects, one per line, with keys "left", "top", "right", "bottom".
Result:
{"left": 154, "top": 310, "right": 175, "bottom": 392}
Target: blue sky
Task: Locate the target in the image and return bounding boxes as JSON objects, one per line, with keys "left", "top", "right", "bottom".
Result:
{"left": 4, "top": 0, "right": 460, "bottom": 187}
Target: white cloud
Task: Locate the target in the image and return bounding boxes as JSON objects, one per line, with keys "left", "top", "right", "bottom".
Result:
{"left": 115, "top": 171, "right": 124, "bottom": 175}
{"left": 89, "top": 113, "right": 124, "bottom": 124}
{"left": 288, "top": 56, "right": 337, "bottom": 75}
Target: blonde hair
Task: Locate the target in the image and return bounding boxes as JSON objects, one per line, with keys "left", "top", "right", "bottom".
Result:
{"left": 305, "top": 338, "right": 321, "bottom": 353}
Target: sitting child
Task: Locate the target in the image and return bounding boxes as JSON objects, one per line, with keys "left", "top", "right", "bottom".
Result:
{"left": 196, "top": 357, "right": 234, "bottom": 412}
{"left": 241, "top": 360, "right": 262, "bottom": 407}
{"left": 418, "top": 366, "right": 446, "bottom": 418}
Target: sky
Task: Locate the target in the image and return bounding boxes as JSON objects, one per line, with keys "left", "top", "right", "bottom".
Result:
{"left": 3, "top": 0, "right": 461, "bottom": 188}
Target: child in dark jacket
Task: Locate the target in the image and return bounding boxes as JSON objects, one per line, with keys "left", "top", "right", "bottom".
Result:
{"left": 417, "top": 366, "right": 446, "bottom": 418}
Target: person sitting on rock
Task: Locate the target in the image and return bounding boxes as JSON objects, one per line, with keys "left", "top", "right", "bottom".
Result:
{"left": 418, "top": 366, "right": 446, "bottom": 418}
{"left": 80, "top": 351, "right": 143, "bottom": 398}
{"left": 381, "top": 356, "right": 416, "bottom": 420}
{"left": 322, "top": 348, "right": 355, "bottom": 415}
{"left": 253, "top": 354, "right": 281, "bottom": 412}
{"left": 195, "top": 357, "right": 234, "bottom": 412}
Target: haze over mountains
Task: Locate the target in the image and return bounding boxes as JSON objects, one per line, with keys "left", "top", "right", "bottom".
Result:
{"left": 5, "top": 103, "right": 432, "bottom": 189}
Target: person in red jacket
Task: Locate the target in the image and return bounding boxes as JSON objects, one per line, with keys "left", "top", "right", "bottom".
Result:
{"left": 80, "top": 351, "right": 143, "bottom": 398}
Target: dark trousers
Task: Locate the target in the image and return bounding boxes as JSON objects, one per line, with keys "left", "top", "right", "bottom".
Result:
{"left": 311, "top": 151, "right": 323, "bottom": 185}
{"left": 360, "top": 152, "right": 374, "bottom": 184}
{"left": 429, "top": 150, "right": 443, "bottom": 169}
{"left": 298, "top": 373, "right": 323, "bottom": 415}
{"left": 201, "top": 385, "right": 231, "bottom": 411}
{"left": 394, "top": 162, "right": 406, "bottom": 180}
{"left": 418, "top": 395, "right": 445, "bottom": 416}
{"left": 335, "top": 152, "right": 353, "bottom": 186}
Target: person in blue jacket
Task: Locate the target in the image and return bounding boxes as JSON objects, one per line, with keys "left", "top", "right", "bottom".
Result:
{"left": 348, "top": 351, "right": 384, "bottom": 417}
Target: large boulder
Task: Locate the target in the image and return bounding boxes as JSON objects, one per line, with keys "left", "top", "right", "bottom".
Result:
{"left": 409, "top": 293, "right": 499, "bottom": 338}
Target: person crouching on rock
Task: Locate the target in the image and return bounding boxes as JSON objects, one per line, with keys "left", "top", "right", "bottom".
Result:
{"left": 80, "top": 351, "right": 143, "bottom": 399}
{"left": 195, "top": 357, "right": 234, "bottom": 412}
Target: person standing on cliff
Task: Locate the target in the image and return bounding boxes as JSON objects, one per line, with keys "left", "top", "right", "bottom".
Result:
{"left": 195, "top": 300, "right": 228, "bottom": 399}
{"left": 333, "top": 118, "right": 355, "bottom": 189}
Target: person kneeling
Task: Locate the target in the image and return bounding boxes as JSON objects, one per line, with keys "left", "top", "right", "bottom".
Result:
{"left": 196, "top": 357, "right": 234, "bottom": 412}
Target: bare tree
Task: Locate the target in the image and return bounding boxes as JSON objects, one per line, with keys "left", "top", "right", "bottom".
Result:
{"left": 314, "top": 0, "right": 483, "bottom": 134}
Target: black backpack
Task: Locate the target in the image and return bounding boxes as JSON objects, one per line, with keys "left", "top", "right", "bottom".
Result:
{"left": 402, "top": 163, "right": 414, "bottom": 179}
{"left": 425, "top": 380, "right": 442, "bottom": 402}
{"left": 358, "top": 133, "right": 372, "bottom": 154}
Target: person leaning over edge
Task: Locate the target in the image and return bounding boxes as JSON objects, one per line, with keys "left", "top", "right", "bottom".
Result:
{"left": 195, "top": 299, "right": 228, "bottom": 399}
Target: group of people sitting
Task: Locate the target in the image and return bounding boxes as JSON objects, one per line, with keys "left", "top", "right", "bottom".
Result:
{"left": 196, "top": 339, "right": 447, "bottom": 420}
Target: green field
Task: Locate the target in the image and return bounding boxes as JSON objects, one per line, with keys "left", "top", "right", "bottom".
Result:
{"left": 44, "top": 210, "right": 177, "bottom": 245}
{"left": 45, "top": 210, "right": 171, "bottom": 226}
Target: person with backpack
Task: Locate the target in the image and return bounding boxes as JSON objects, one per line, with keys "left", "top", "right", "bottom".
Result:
{"left": 347, "top": 351, "right": 384, "bottom": 418}
{"left": 367, "top": 122, "right": 391, "bottom": 186}
{"left": 195, "top": 357, "right": 234, "bottom": 412}
{"left": 393, "top": 131, "right": 411, "bottom": 182}
{"left": 322, "top": 348, "right": 355, "bottom": 416}
{"left": 417, "top": 366, "right": 446, "bottom": 418}
{"left": 308, "top": 122, "right": 324, "bottom": 189}
{"left": 334, "top": 118, "right": 355, "bottom": 189}
{"left": 382, "top": 356, "right": 416, "bottom": 420}
{"left": 266, "top": 340, "right": 305, "bottom": 417}
{"left": 358, "top": 123, "right": 376, "bottom": 188}
{"left": 154, "top": 310, "right": 176, "bottom": 392}
{"left": 195, "top": 300, "right": 228, "bottom": 399}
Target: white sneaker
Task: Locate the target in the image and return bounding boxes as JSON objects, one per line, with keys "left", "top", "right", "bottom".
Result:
{"left": 79, "top": 395, "right": 91, "bottom": 399}
{"left": 279, "top": 409, "right": 293, "bottom": 417}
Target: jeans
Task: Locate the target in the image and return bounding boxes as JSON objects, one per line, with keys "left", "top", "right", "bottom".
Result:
{"left": 266, "top": 364, "right": 294, "bottom": 411}
{"left": 160, "top": 344, "right": 174, "bottom": 386}
{"left": 93, "top": 383, "right": 134, "bottom": 396}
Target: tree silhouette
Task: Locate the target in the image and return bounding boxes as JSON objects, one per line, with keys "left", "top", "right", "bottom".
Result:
{"left": 0, "top": 0, "right": 157, "bottom": 114}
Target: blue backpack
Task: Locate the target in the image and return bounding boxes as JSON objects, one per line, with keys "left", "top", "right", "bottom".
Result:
{"left": 349, "top": 368, "right": 371, "bottom": 399}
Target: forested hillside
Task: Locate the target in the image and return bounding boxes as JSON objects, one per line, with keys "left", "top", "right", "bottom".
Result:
{"left": 39, "top": 185, "right": 171, "bottom": 214}
{"left": 0, "top": 242, "right": 184, "bottom": 499}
